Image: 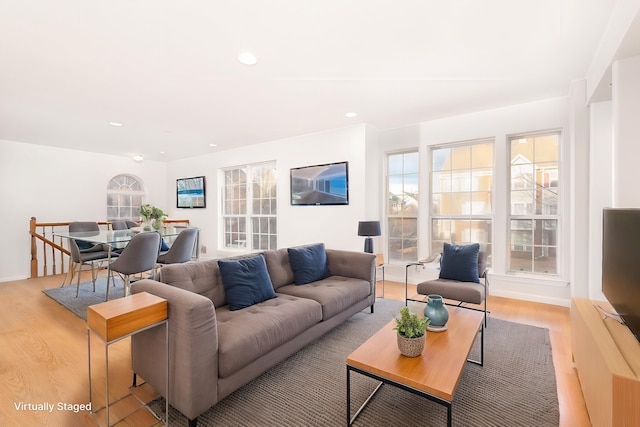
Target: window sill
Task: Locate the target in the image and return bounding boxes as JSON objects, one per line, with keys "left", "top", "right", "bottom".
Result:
{"left": 489, "top": 272, "right": 569, "bottom": 288}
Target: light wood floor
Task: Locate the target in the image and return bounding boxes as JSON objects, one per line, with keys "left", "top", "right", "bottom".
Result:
{"left": 0, "top": 273, "right": 591, "bottom": 426}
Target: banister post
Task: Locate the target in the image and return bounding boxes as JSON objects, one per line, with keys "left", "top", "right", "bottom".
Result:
{"left": 30, "top": 216, "right": 38, "bottom": 278}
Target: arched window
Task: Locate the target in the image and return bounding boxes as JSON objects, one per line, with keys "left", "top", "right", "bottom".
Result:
{"left": 107, "top": 174, "right": 145, "bottom": 221}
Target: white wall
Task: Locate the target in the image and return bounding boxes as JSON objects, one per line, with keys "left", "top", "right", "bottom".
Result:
{"left": 0, "top": 139, "right": 167, "bottom": 281}
{"left": 588, "top": 101, "right": 613, "bottom": 300}
{"left": 612, "top": 55, "right": 640, "bottom": 207}
{"left": 166, "top": 125, "right": 370, "bottom": 259}
{"left": 568, "top": 80, "right": 591, "bottom": 299}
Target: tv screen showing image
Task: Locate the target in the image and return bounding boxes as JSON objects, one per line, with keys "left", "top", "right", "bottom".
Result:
{"left": 177, "top": 176, "right": 206, "bottom": 208}
{"left": 290, "top": 161, "right": 349, "bottom": 206}
{"left": 602, "top": 208, "right": 640, "bottom": 343}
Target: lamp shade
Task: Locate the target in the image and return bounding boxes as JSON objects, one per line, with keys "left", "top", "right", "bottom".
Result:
{"left": 357, "top": 221, "right": 381, "bottom": 237}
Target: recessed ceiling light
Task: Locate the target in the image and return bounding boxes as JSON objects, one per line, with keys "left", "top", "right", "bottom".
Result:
{"left": 159, "top": 151, "right": 165, "bottom": 154}
{"left": 238, "top": 52, "right": 258, "bottom": 65}
{"left": 209, "top": 143, "right": 218, "bottom": 147}
{"left": 109, "top": 121, "right": 123, "bottom": 127}
{"left": 132, "top": 154, "right": 144, "bottom": 162}
{"left": 345, "top": 112, "right": 357, "bottom": 118}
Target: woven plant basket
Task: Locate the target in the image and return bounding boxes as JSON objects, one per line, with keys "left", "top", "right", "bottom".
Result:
{"left": 396, "top": 333, "right": 425, "bottom": 357}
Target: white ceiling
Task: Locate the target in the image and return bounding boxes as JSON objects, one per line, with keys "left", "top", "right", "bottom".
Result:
{"left": 0, "top": 0, "right": 631, "bottom": 162}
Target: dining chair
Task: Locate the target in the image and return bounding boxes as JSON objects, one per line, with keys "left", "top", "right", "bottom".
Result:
{"left": 68, "top": 221, "right": 103, "bottom": 251}
{"left": 65, "top": 237, "right": 112, "bottom": 296}
{"left": 61, "top": 221, "right": 110, "bottom": 287}
{"left": 156, "top": 228, "right": 199, "bottom": 266}
{"left": 111, "top": 221, "right": 128, "bottom": 230}
{"left": 105, "top": 232, "right": 161, "bottom": 300}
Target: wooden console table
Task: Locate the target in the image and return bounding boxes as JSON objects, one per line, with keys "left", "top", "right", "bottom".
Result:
{"left": 571, "top": 298, "right": 640, "bottom": 426}
{"left": 87, "top": 292, "right": 169, "bottom": 426}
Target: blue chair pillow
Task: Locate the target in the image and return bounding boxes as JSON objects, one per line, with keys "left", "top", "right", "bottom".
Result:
{"left": 76, "top": 240, "right": 95, "bottom": 250}
{"left": 287, "top": 243, "right": 331, "bottom": 285}
{"left": 439, "top": 242, "right": 480, "bottom": 283}
{"left": 218, "top": 255, "right": 277, "bottom": 310}
{"left": 160, "top": 238, "right": 170, "bottom": 251}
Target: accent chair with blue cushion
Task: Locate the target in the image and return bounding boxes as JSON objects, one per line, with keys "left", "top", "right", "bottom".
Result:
{"left": 415, "top": 242, "right": 489, "bottom": 326}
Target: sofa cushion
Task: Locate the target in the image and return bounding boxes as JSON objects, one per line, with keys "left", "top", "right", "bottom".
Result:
{"left": 417, "top": 278, "right": 486, "bottom": 304}
{"left": 277, "top": 276, "right": 370, "bottom": 320}
{"left": 439, "top": 242, "right": 480, "bottom": 283}
{"left": 156, "top": 259, "right": 227, "bottom": 307}
{"left": 218, "top": 255, "right": 277, "bottom": 310}
{"left": 215, "top": 294, "right": 322, "bottom": 378}
{"left": 287, "top": 243, "right": 331, "bottom": 285}
{"left": 263, "top": 248, "right": 295, "bottom": 289}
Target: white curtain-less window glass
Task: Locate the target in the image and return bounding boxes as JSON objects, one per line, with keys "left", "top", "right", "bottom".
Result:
{"left": 430, "top": 141, "right": 493, "bottom": 263}
{"left": 387, "top": 151, "right": 419, "bottom": 261}
{"left": 106, "top": 174, "right": 145, "bottom": 221}
{"left": 508, "top": 133, "right": 559, "bottom": 274}
{"left": 222, "top": 162, "right": 277, "bottom": 250}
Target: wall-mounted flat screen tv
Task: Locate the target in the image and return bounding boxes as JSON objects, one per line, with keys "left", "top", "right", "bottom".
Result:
{"left": 176, "top": 176, "right": 206, "bottom": 208}
{"left": 602, "top": 208, "right": 640, "bottom": 343}
{"left": 290, "top": 161, "right": 349, "bottom": 206}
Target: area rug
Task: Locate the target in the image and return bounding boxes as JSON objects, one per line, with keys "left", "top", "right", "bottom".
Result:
{"left": 42, "top": 277, "right": 124, "bottom": 320}
{"left": 149, "top": 298, "right": 559, "bottom": 426}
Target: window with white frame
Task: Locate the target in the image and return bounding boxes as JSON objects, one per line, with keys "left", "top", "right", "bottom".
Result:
{"left": 387, "top": 151, "right": 419, "bottom": 261}
{"left": 430, "top": 140, "right": 493, "bottom": 263}
{"left": 508, "top": 132, "right": 559, "bottom": 274}
{"left": 106, "top": 174, "right": 145, "bottom": 221}
{"left": 222, "top": 162, "right": 277, "bottom": 250}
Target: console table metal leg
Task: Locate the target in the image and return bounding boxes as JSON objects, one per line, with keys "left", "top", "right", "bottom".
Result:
{"left": 87, "top": 330, "right": 92, "bottom": 414}
{"left": 105, "top": 341, "right": 110, "bottom": 426}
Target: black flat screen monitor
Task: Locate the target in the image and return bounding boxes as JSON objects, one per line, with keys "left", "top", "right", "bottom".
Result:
{"left": 176, "top": 176, "right": 206, "bottom": 208}
{"left": 290, "top": 161, "right": 349, "bottom": 206}
{"left": 602, "top": 208, "right": 640, "bottom": 343}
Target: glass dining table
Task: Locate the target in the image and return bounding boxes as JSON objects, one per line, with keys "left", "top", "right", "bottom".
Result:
{"left": 55, "top": 228, "right": 186, "bottom": 263}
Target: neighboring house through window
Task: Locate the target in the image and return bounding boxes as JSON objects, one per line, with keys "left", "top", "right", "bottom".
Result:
{"left": 430, "top": 140, "right": 493, "bottom": 264}
{"left": 387, "top": 151, "right": 419, "bottom": 261}
{"left": 107, "top": 174, "right": 145, "bottom": 221}
{"left": 221, "top": 162, "right": 277, "bottom": 250}
{"left": 508, "top": 132, "right": 560, "bottom": 274}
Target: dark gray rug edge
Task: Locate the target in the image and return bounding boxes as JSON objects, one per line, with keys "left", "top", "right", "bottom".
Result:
{"left": 42, "top": 277, "right": 124, "bottom": 320}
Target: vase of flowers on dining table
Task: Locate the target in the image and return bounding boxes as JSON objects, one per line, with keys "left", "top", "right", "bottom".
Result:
{"left": 139, "top": 204, "right": 167, "bottom": 231}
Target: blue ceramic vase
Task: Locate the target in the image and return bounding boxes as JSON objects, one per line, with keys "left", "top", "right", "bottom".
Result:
{"left": 424, "top": 294, "right": 449, "bottom": 327}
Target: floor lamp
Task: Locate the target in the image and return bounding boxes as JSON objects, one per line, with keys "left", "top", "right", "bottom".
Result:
{"left": 357, "top": 221, "right": 381, "bottom": 253}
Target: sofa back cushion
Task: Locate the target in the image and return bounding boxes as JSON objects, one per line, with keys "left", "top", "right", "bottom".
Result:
{"left": 156, "top": 258, "right": 227, "bottom": 307}
{"left": 263, "top": 248, "right": 295, "bottom": 290}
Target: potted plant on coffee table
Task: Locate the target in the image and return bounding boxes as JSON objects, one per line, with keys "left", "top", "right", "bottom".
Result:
{"left": 394, "top": 306, "right": 430, "bottom": 357}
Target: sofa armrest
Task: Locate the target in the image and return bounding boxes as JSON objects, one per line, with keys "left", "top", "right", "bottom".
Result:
{"left": 130, "top": 279, "right": 219, "bottom": 421}
{"left": 326, "top": 249, "right": 376, "bottom": 293}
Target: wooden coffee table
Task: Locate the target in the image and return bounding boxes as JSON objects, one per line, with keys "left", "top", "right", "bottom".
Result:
{"left": 346, "top": 306, "right": 483, "bottom": 427}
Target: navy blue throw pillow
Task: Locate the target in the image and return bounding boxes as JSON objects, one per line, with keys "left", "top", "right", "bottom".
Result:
{"left": 439, "top": 243, "right": 480, "bottom": 283}
{"left": 160, "top": 238, "right": 170, "bottom": 251}
{"left": 218, "top": 255, "right": 277, "bottom": 310}
{"left": 287, "top": 244, "right": 331, "bottom": 285}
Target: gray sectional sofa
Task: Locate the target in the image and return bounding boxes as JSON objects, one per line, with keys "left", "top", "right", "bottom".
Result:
{"left": 129, "top": 244, "right": 376, "bottom": 427}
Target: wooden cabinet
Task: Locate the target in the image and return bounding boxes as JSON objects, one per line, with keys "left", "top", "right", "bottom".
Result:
{"left": 571, "top": 298, "right": 640, "bottom": 426}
